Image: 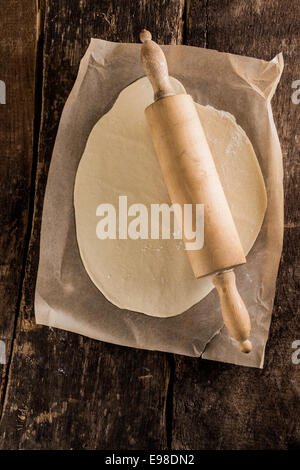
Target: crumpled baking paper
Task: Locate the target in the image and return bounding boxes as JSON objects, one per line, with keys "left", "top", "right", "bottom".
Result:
{"left": 35, "top": 39, "right": 284, "bottom": 368}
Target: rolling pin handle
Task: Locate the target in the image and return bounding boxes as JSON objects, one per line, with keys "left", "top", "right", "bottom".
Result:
{"left": 213, "top": 270, "right": 252, "bottom": 354}
{"left": 140, "top": 29, "right": 175, "bottom": 101}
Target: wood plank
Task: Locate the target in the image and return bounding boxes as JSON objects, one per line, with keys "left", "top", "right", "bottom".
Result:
{"left": 0, "top": 0, "right": 185, "bottom": 450}
{"left": 173, "top": 0, "right": 300, "bottom": 450}
{"left": 0, "top": 0, "right": 37, "bottom": 415}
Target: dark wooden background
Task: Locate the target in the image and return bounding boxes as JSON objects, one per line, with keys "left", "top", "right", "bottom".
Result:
{"left": 0, "top": 0, "right": 299, "bottom": 450}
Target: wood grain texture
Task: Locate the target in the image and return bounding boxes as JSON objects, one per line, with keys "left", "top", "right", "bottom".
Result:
{"left": 172, "top": 0, "right": 300, "bottom": 450}
{"left": 0, "top": 0, "right": 299, "bottom": 451}
{"left": 0, "top": 0, "right": 37, "bottom": 415}
{"left": 0, "top": 0, "right": 185, "bottom": 450}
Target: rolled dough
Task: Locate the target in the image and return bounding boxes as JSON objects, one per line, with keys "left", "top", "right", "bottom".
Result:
{"left": 74, "top": 77, "right": 267, "bottom": 317}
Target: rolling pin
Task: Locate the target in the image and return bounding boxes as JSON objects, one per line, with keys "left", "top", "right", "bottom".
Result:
{"left": 140, "top": 30, "right": 252, "bottom": 353}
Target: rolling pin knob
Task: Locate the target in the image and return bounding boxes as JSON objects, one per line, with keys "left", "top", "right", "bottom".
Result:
{"left": 213, "top": 270, "right": 252, "bottom": 353}
{"left": 140, "top": 29, "right": 152, "bottom": 42}
{"left": 239, "top": 340, "right": 252, "bottom": 354}
{"left": 140, "top": 29, "right": 175, "bottom": 101}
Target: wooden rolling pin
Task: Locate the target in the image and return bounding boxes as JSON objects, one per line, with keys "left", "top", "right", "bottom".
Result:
{"left": 140, "top": 30, "right": 252, "bottom": 353}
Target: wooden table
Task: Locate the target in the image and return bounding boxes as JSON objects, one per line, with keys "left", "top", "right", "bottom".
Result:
{"left": 0, "top": 0, "right": 299, "bottom": 450}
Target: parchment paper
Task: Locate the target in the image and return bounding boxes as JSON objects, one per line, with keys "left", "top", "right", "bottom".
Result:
{"left": 35, "top": 39, "right": 284, "bottom": 368}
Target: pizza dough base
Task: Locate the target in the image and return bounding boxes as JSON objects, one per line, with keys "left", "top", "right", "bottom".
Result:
{"left": 74, "top": 77, "right": 267, "bottom": 318}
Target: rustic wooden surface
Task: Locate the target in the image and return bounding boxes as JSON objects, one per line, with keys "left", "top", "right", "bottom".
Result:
{"left": 0, "top": 0, "right": 299, "bottom": 450}
{"left": 0, "top": 0, "right": 37, "bottom": 416}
